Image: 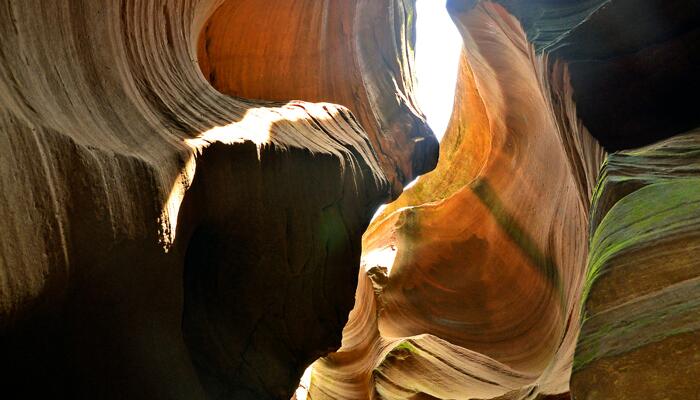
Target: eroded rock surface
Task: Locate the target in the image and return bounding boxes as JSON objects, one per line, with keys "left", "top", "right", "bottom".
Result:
{"left": 197, "top": 0, "right": 439, "bottom": 195}
{"left": 307, "top": 1, "right": 700, "bottom": 399}
{"left": 571, "top": 131, "right": 700, "bottom": 399}
{"left": 2, "top": 0, "right": 699, "bottom": 399}
{"left": 308, "top": 3, "right": 604, "bottom": 399}
{"left": 0, "top": 1, "right": 436, "bottom": 398}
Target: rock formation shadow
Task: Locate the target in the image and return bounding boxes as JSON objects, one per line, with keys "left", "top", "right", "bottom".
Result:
{"left": 0, "top": 1, "right": 437, "bottom": 398}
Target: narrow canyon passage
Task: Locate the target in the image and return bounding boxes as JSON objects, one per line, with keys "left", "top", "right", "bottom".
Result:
{"left": 306, "top": 2, "right": 603, "bottom": 398}
{"left": 304, "top": 1, "right": 700, "bottom": 399}
{"left": 0, "top": 1, "right": 699, "bottom": 400}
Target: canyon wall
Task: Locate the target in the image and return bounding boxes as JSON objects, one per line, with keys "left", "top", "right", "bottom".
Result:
{"left": 572, "top": 131, "right": 700, "bottom": 399}
{"left": 309, "top": 3, "right": 604, "bottom": 399}
{"left": 1, "top": 0, "right": 699, "bottom": 399}
{"left": 0, "top": 1, "right": 436, "bottom": 398}
{"left": 308, "top": 1, "right": 700, "bottom": 399}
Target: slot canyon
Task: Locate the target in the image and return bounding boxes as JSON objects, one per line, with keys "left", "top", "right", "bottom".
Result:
{"left": 0, "top": 1, "right": 698, "bottom": 399}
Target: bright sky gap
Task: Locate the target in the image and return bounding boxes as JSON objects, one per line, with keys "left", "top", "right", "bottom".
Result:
{"left": 297, "top": 5, "right": 464, "bottom": 398}
{"left": 414, "top": 0, "right": 462, "bottom": 141}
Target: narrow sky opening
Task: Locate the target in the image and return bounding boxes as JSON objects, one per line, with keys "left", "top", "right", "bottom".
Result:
{"left": 414, "top": 0, "right": 462, "bottom": 141}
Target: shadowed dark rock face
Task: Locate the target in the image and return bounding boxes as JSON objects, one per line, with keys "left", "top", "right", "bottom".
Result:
{"left": 539, "top": 394, "right": 571, "bottom": 400}
{"left": 0, "top": 1, "right": 436, "bottom": 399}
{"left": 493, "top": 0, "right": 700, "bottom": 151}
{"left": 179, "top": 142, "right": 381, "bottom": 399}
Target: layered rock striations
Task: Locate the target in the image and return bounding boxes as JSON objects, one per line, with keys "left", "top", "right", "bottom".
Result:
{"left": 572, "top": 131, "right": 700, "bottom": 398}
{"left": 0, "top": 1, "right": 436, "bottom": 398}
{"left": 197, "top": 0, "right": 439, "bottom": 195}
{"left": 308, "top": 1, "right": 700, "bottom": 399}
{"left": 309, "top": 2, "right": 604, "bottom": 399}
{"left": 2, "top": 0, "right": 699, "bottom": 399}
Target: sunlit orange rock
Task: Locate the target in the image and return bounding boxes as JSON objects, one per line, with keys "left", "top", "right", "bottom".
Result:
{"left": 3, "top": 0, "right": 699, "bottom": 398}
{"left": 0, "top": 1, "right": 436, "bottom": 398}
{"left": 307, "top": 1, "right": 700, "bottom": 399}
{"left": 309, "top": 2, "right": 604, "bottom": 399}
{"left": 197, "top": 0, "right": 438, "bottom": 194}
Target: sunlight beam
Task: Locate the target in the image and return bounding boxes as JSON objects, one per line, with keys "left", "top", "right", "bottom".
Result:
{"left": 414, "top": 0, "right": 462, "bottom": 141}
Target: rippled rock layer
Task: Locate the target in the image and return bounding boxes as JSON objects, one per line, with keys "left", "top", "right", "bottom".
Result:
{"left": 2, "top": 0, "right": 699, "bottom": 399}
{"left": 308, "top": 1, "right": 699, "bottom": 399}
{"left": 309, "top": 2, "right": 604, "bottom": 399}
{"left": 0, "top": 1, "right": 436, "bottom": 399}
{"left": 493, "top": 0, "right": 700, "bottom": 150}
{"left": 572, "top": 131, "right": 700, "bottom": 399}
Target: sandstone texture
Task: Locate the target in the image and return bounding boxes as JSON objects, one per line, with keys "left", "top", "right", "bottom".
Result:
{"left": 309, "top": 2, "right": 603, "bottom": 399}
{"left": 572, "top": 131, "right": 700, "bottom": 399}
{"left": 307, "top": 1, "right": 700, "bottom": 399}
{"left": 494, "top": 0, "right": 700, "bottom": 150}
{"left": 0, "top": 1, "right": 436, "bottom": 398}
{"left": 1, "top": 0, "right": 699, "bottom": 399}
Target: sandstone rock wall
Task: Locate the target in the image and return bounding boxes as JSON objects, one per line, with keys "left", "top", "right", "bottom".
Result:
{"left": 309, "top": 3, "right": 604, "bottom": 399}
{"left": 308, "top": 1, "right": 700, "bottom": 399}
{"left": 0, "top": 1, "right": 436, "bottom": 398}
{"left": 1, "top": 0, "right": 698, "bottom": 399}
{"left": 572, "top": 131, "right": 700, "bottom": 399}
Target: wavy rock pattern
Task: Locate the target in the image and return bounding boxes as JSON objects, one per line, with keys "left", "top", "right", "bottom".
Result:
{"left": 0, "top": 1, "right": 436, "bottom": 398}
{"left": 309, "top": 3, "right": 604, "bottom": 399}
{"left": 197, "top": 0, "right": 439, "bottom": 195}
{"left": 307, "top": 2, "right": 700, "bottom": 398}
{"left": 2, "top": 0, "right": 698, "bottom": 399}
{"left": 571, "top": 131, "right": 700, "bottom": 399}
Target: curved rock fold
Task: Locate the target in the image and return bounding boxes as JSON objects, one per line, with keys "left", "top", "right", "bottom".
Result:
{"left": 1, "top": 0, "right": 699, "bottom": 399}
{"left": 0, "top": 1, "right": 436, "bottom": 398}
{"left": 309, "top": 2, "right": 603, "bottom": 399}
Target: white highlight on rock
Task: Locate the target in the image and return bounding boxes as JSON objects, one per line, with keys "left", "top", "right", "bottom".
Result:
{"left": 294, "top": 365, "right": 314, "bottom": 400}
{"left": 362, "top": 246, "right": 399, "bottom": 277}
